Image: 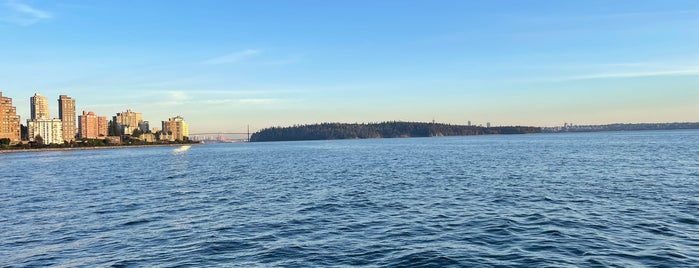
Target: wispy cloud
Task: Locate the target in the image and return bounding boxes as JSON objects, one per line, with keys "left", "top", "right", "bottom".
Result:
{"left": 1, "top": 0, "right": 52, "bottom": 26}
{"left": 561, "top": 68, "right": 699, "bottom": 81}
{"left": 167, "top": 90, "right": 190, "bottom": 101}
{"left": 203, "top": 49, "right": 261, "bottom": 65}
{"left": 200, "top": 98, "right": 280, "bottom": 105}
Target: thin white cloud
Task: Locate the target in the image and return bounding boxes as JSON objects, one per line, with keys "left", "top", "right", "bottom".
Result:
{"left": 200, "top": 98, "right": 280, "bottom": 105}
{"left": 1, "top": 0, "right": 52, "bottom": 26}
{"left": 562, "top": 68, "right": 699, "bottom": 81}
{"left": 203, "top": 49, "right": 261, "bottom": 65}
{"left": 167, "top": 90, "right": 190, "bottom": 101}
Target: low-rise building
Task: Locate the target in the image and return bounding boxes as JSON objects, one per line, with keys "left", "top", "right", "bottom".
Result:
{"left": 140, "top": 133, "right": 156, "bottom": 143}
{"left": 28, "top": 118, "right": 63, "bottom": 144}
{"left": 106, "top": 136, "right": 122, "bottom": 145}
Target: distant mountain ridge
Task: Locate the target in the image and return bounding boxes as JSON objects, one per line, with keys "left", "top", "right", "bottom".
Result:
{"left": 250, "top": 122, "right": 542, "bottom": 142}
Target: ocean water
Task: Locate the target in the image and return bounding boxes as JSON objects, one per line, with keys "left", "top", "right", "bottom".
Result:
{"left": 1, "top": 130, "right": 699, "bottom": 267}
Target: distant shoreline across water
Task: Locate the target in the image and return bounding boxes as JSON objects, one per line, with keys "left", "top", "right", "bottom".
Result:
{"left": 249, "top": 121, "right": 699, "bottom": 142}
{"left": 543, "top": 122, "right": 699, "bottom": 133}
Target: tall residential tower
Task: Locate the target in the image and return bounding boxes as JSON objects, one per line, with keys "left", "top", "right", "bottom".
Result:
{"left": 162, "top": 116, "right": 189, "bottom": 141}
{"left": 78, "top": 111, "right": 108, "bottom": 139}
{"left": 58, "top": 95, "right": 76, "bottom": 142}
{"left": 30, "top": 93, "right": 49, "bottom": 120}
{"left": 28, "top": 93, "right": 63, "bottom": 144}
{"left": 0, "top": 91, "right": 21, "bottom": 142}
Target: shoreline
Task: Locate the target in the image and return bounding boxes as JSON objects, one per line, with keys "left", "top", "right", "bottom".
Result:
{"left": 0, "top": 143, "right": 200, "bottom": 154}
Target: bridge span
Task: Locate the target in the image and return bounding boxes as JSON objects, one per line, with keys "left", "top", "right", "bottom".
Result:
{"left": 189, "top": 132, "right": 251, "bottom": 142}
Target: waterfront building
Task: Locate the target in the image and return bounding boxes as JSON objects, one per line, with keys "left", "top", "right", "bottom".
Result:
{"left": 58, "top": 95, "right": 76, "bottom": 142}
{"left": 0, "top": 91, "right": 21, "bottom": 142}
{"left": 106, "top": 136, "right": 121, "bottom": 145}
{"left": 140, "top": 133, "right": 156, "bottom": 142}
{"left": 28, "top": 118, "right": 63, "bottom": 144}
{"left": 30, "top": 93, "right": 50, "bottom": 120}
{"left": 78, "top": 111, "right": 108, "bottom": 139}
{"left": 113, "top": 109, "right": 143, "bottom": 135}
{"left": 162, "top": 116, "right": 189, "bottom": 141}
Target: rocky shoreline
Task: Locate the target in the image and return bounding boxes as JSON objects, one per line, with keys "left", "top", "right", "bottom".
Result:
{"left": 0, "top": 143, "right": 199, "bottom": 154}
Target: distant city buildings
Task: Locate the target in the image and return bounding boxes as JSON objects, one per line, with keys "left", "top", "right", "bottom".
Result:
{"left": 114, "top": 109, "right": 143, "bottom": 135}
{"left": 2, "top": 91, "right": 191, "bottom": 146}
{"left": 162, "top": 116, "right": 189, "bottom": 141}
{"left": 58, "top": 95, "right": 76, "bottom": 142}
{"left": 0, "top": 91, "right": 21, "bottom": 142}
{"left": 78, "top": 111, "right": 108, "bottom": 139}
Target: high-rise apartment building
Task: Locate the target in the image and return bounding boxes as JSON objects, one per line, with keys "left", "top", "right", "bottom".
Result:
{"left": 113, "top": 109, "right": 143, "bottom": 135}
{"left": 58, "top": 95, "right": 76, "bottom": 142}
{"left": 28, "top": 118, "right": 63, "bottom": 144}
{"left": 98, "top": 116, "right": 108, "bottom": 137}
{"left": 78, "top": 111, "right": 108, "bottom": 139}
{"left": 162, "top": 116, "right": 189, "bottom": 141}
{"left": 30, "top": 93, "right": 50, "bottom": 120}
{"left": 0, "top": 91, "right": 21, "bottom": 142}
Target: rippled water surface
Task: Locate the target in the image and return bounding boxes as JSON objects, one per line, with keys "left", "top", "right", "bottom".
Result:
{"left": 2, "top": 130, "right": 699, "bottom": 267}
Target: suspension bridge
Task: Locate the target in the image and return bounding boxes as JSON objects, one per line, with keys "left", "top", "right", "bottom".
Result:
{"left": 189, "top": 126, "right": 253, "bottom": 142}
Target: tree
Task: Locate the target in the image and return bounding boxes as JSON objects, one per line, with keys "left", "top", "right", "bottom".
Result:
{"left": 0, "top": 138, "right": 10, "bottom": 149}
{"left": 132, "top": 128, "right": 143, "bottom": 137}
{"left": 20, "top": 124, "right": 28, "bottom": 140}
{"left": 34, "top": 135, "right": 44, "bottom": 146}
{"left": 108, "top": 120, "right": 121, "bottom": 136}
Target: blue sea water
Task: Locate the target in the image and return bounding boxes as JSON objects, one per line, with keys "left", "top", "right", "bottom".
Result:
{"left": 1, "top": 130, "right": 699, "bottom": 267}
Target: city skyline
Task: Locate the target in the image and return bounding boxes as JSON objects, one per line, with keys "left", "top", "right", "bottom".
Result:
{"left": 0, "top": 90, "right": 190, "bottom": 144}
{"left": 1, "top": 1, "right": 698, "bottom": 133}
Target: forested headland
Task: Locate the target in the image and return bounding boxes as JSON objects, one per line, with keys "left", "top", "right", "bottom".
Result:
{"left": 249, "top": 122, "right": 541, "bottom": 142}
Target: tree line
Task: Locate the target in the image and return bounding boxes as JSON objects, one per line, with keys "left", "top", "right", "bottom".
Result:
{"left": 250, "top": 121, "right": 542, "bottom": 142}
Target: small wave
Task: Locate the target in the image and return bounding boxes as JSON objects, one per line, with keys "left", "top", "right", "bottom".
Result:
{"left": 297, "top": 203, "right": 343, "bottom": 213}
{"left": 676, "top": 217, "right": 699, "bottom": 225}
{"left": 387, "top": 251, "right": 461, "bottom": 267}
{"left": 122, "top": 218, "right": 153, "bottom": 226}
{"left": 200, "top": 240, "right": 258, "bottom": 254}
{"left": 541, "top": 229, "right": 565, "bottom": 237}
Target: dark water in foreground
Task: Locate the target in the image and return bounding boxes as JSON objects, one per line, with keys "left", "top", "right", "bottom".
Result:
{"left": 2, "top": 130, "right": 699, "bottom": 267}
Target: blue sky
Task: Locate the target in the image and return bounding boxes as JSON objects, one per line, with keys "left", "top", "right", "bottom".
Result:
{"left": 1, "top": 0, "right": 698, "bottom": 133}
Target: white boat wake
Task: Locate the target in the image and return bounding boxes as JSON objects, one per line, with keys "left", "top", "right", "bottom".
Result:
{"left": 173, "top": 145, "right": 191, "bottom": 153}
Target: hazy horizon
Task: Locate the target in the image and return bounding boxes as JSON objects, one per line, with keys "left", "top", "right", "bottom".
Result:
{"left": 1, "top": 0, "right": 697, "bottom": 133}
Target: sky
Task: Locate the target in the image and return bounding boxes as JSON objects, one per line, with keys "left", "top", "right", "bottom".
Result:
{"left": 1, "top": 0, "right": 698, "bottom": 133}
